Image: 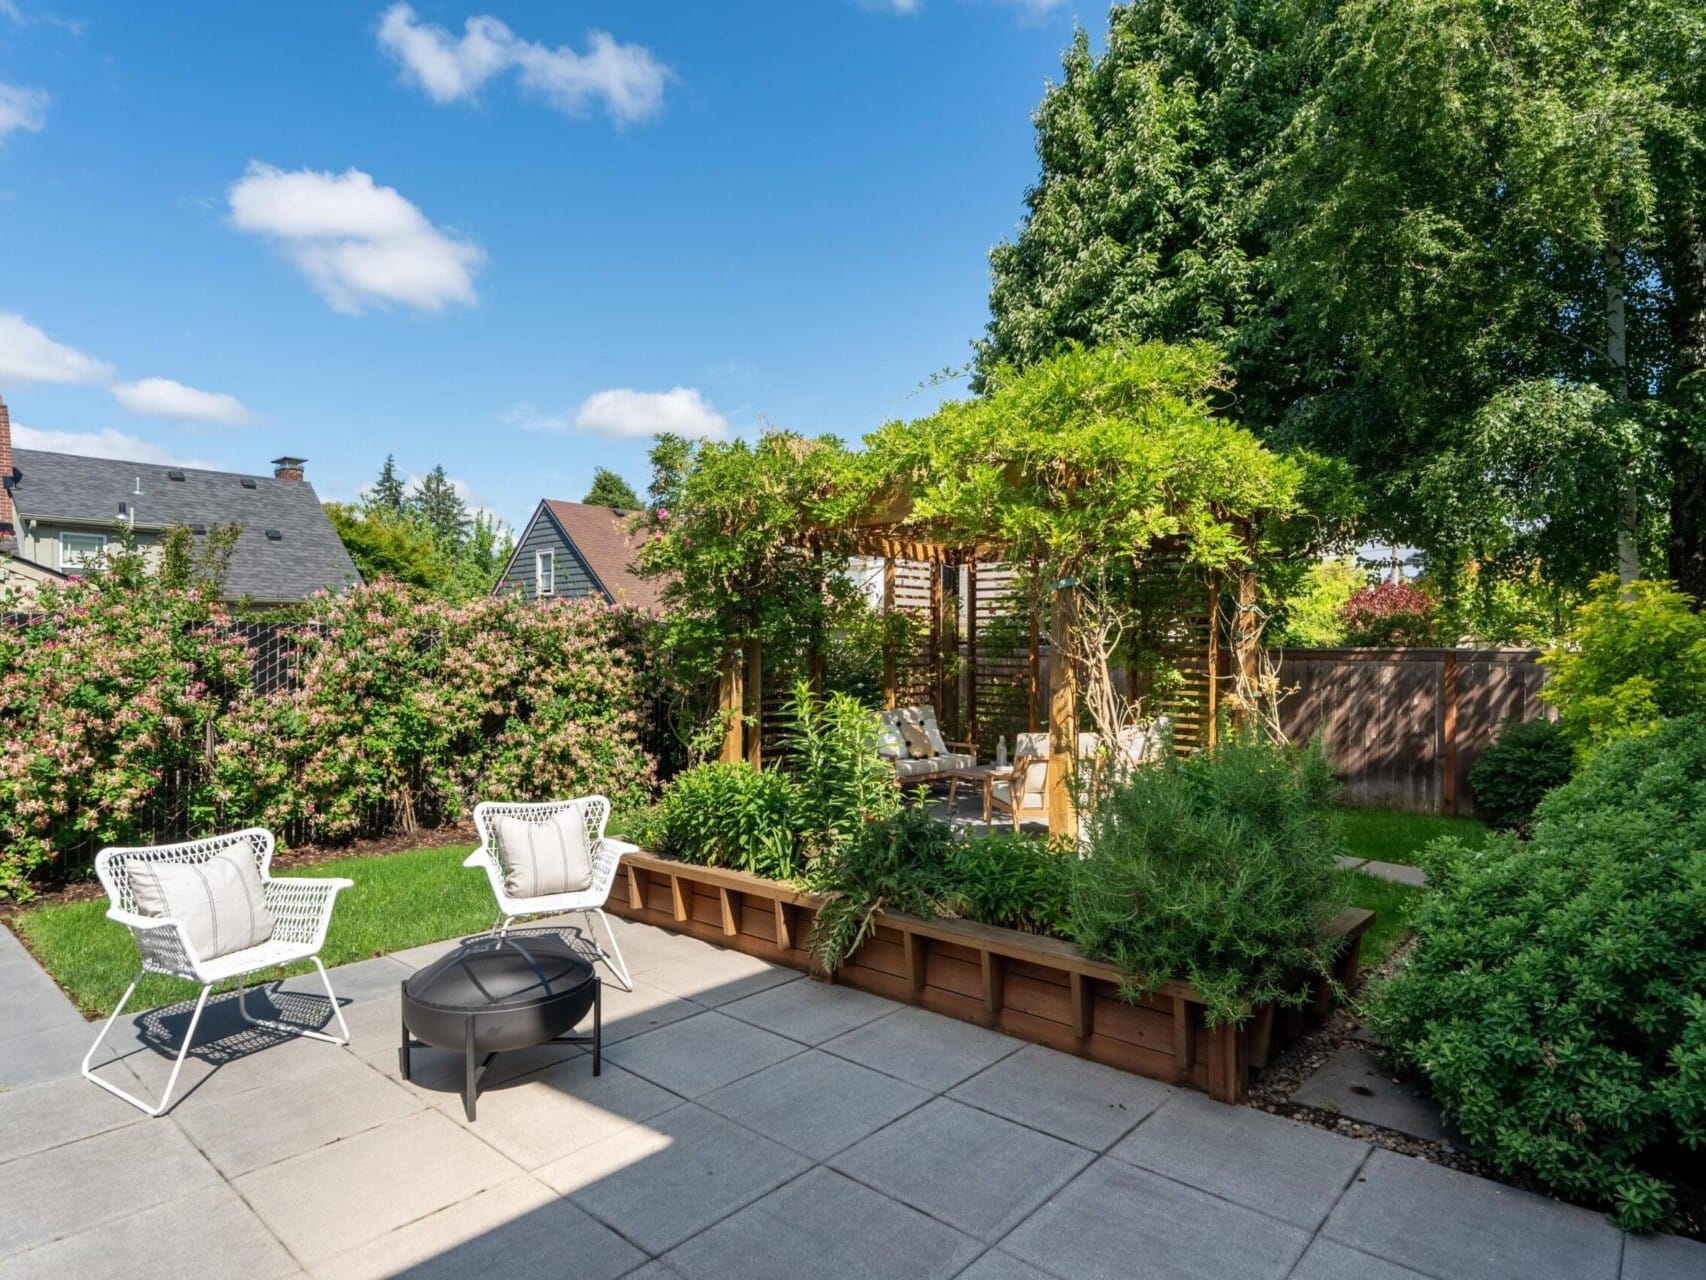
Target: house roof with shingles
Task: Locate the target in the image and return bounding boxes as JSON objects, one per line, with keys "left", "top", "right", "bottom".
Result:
{"left": 542, "top": 500, "right": 666, "bottom": 613}
{"left": 9, "top": 449, "right": 361, "bottom": 603}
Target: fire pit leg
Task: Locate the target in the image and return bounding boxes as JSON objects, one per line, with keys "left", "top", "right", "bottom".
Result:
{"left": 399, "top": 1006, "right": 412, "bottom": 1080}
{"left": 463, "top": 1014, "right": 479, "bottom": 1122}
{"left": 593, "top": 978, "right": 602, "bottom": 1077}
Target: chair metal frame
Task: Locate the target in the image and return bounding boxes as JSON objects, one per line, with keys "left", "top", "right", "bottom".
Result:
{"left": 82, "top": 827, "right": 353, "bottom": 1117}
{"left": 468, "top": 796, "right": 636, "bottom": 991}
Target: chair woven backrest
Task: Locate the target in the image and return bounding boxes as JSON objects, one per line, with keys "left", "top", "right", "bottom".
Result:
{"left": 95, "top": 830, "right": 274, "bottom": 915}
{"left": 473, "top": 796, "right": 610, "bottom": 857}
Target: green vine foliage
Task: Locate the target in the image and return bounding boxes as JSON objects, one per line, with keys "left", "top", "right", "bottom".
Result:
{"left": 862, "top": 343, "right": 1309, "bottom": 579}
{"left": 1373, "top": 717, "right": 1706, "bottom": 1230}
{"left": 1069, "top": 734, "right": 1347, "bottom": 1025}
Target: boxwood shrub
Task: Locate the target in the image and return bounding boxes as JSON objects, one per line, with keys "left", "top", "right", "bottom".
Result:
{"left": 1373, "top": 716, "right": 1706, "bottom": 1230}
{"left": 1466, "top": 716, "right": 1573, "bottom": 832}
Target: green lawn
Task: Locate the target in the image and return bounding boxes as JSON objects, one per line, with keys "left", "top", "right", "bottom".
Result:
{"left": 1336, "top": 868, "right": 1423, "bottom": 969}
{"left": 13, "top": 843, "right": 488, "bottom": 1018}
{"left": 1339, "top": 807, "right": 1488, "bottom": 868}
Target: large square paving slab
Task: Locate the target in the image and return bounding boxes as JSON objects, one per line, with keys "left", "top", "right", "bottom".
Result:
{"left": 1001, "top": 1156, "right": 1311, "bottom": 1280}
{"left": 0, "top": 1073, "right": 144, "bottom": 1166}
{"left": 234, "top": 1109, "right": 520, "bottom": 1265}
{"left": 1292, "top": 1045, "right": 1463, "bottom": 1146}
{"left": 0, "top": 1117, "right": 223, "bottom": 1257}
{"left": 662, "top": 1166, "right": 982, "bottom": 1280}
{"left": 719, "top": 975, "right": 895, "bottom": 1045}
{"left": 538, "top": 1102, "right": 811, "bottom": 1255}
{"left": 699, "top": 1049, "right": 930, "bottom": 1160}
{"left": 1109, "top": 1088, "right": 1369, "bottom": 1228}
{"left": 948, "top": 1041, "right": 1171, "bottom": 1151}
{"left": 820, "top": 1005, "right": 1020, "bottom": 1092}
{"left": 1621, "top": 1231, "right": 1706, "bottom": 1280}
{"left": 831, "top": 1097, "right": 1092, "bottom": 1242}
{"left": 605, "top": 1009, "right": 803, "bottom": 1097}
{"left": 1322, "top": 1149, "right": 1624, "bottom": 1280}
{"left": 639, "top": 947, "right": 801, "bottom": 1008}
{"left": 310, "top": 1175, "right": 644, "bottom": 1280}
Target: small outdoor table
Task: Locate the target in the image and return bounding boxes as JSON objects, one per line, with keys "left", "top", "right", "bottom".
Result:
{"left": 400, "top": 933, "right": 600, "bottom": 1120}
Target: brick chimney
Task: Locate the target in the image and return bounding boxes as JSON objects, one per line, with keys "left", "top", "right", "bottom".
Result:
{"left": 0, "top": 394, "right": 15, "bottom": 551}
{"left": 270, "top": 455, "right": 307, "bottom": 482}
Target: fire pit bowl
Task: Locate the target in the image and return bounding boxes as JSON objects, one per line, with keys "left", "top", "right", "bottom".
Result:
{"left": 400, "top": 933, "right": 600, "bottom": 1119}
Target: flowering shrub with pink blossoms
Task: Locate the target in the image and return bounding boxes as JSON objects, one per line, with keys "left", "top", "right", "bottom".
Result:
{"left": 0, "top": 566, "right": 251, "bottom": 899}
{"left": 1339, "top": 579, "right": 1439, "bottom": 646}
{"left": 211, "top": 582, "right": 654, "bottom": 843}
{"left": 0, "top": 571, "right": 656, "bottom": 899}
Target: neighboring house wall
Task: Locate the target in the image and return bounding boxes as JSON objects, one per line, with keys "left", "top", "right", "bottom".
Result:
{"left": 495, "top": 504, "right": 601, "bottom": 602}
{"left": 0, "top": 554, "right": 66, "bottom": 606}
{"left": 15, "top": 523, "right": 162, "bottom": 574}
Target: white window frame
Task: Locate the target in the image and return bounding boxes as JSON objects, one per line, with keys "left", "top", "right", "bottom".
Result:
{"left": 535, "top": 548, "right": 555, "bottom": 597}
{"left": 60, "top": 531, "right": 108, "bottom": 570}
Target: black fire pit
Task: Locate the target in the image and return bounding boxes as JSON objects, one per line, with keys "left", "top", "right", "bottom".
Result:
{"left": 400, "top": 933, "right": 600, "bottom": 1120}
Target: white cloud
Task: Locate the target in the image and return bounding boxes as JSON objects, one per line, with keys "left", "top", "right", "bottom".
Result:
{"left": 377, "top": 3, "right": 668, "bottom": 125}
{"left": 227, "top": 162, "right": 485, "bottom": 315}
{"left": 0, "top": 82, "right": 47, "bottom": 139}
{"left": 567, "top": 387, "right": 731, "bottom": 441}
{"left": 13, "top": 422, "right": 219, "bottom": 469}
{"left": 111, "top": 377, "right": 256, "bottom": 426}
{"left": 0, "top": 313, "right": 114, "bottom": 384}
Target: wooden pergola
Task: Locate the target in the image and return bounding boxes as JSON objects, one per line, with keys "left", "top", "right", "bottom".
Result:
{"left": 716, "top": 502, "right": 1267, "bottom": 838}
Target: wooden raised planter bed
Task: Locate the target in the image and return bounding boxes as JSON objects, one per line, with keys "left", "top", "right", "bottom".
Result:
{"left": 611, "top": 851, "right": 1373, "bottom": 1104}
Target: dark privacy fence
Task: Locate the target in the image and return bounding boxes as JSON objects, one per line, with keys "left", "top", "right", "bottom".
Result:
{"left": 1271, "top": 647, "right": 1550, "bottom": 817}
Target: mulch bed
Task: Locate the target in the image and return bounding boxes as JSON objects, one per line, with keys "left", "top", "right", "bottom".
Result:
{"left": 0, "top": 821, "right": 478, "bottom": 920}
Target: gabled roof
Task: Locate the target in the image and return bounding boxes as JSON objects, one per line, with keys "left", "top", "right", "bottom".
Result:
{"left": 10, "top": 449, "right": 361, "bottom": 603}
{"left": 543, "top": 500, "right": 667, "bottom": 613}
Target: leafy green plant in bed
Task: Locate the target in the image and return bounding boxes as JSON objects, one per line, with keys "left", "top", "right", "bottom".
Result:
{"left": 1373, "top": 715, "right": 1706, "bottom": 1230}
{"left": 1069, "top": 733, "right": 1347, "bottom": 1026}
{"left": 656, "top": 761, "right": 800, "bottom": 880}
{"left": 777, "top": 680, "right": 898, "bottom": 861}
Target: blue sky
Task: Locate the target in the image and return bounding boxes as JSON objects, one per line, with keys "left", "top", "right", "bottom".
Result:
{"left": 0, "top": 1, "right": 1089, "bottom": 528}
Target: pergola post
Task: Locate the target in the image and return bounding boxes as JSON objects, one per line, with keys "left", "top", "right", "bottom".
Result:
{"left": 1205, "top": 573, "right": 1223, "bottom": 752}
{"left": 881, "top": 555, "right": 897, "bottom": 710}
{"left": 717, "top": 647, "right": 744, "bottom": 764}
{"left": 930, "top": 557, "right": 945, "bottom": 720}
{"left": 745, "top": 637, "right": 763, "bottom": 768}
{"left": 964, "top": 559, "right": 979, "bottom": 749}
{"left": 1047, "top": 582, "right": 1080, "bottom": 838}
{"left": 1028, "top": 589, "right": 1042, "bottom": 731}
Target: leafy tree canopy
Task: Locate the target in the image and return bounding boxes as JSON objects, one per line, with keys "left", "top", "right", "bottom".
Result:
{"left": 584, "top": 468, "right": 642, "bottom": 510}
{"left": 330, "top": 457, "right": 513, "bottom": 603}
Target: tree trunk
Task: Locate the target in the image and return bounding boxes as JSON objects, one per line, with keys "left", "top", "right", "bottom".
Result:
{"left": 1666, "top": 216, "right": 1706, "bottom": 606}
{"left": 1605, "top": 245, "right": 1640, "bottom": 584}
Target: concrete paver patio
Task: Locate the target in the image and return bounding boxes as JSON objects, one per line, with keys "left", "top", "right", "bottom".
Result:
{"left": 2, "top": 918, "right": 1703, "bottom": 1280}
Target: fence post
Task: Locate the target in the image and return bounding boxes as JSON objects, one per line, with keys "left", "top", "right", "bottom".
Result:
{"left": 1440, "top": 650, "right": 1459, "bottom": 816}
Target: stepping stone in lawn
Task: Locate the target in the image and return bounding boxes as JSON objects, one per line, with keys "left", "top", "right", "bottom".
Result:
{"left": 1292, "top": 1045, "right": 1465, "bottom": 1148}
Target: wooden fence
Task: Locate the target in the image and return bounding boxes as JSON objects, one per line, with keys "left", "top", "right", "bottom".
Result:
{"left": 1272, "top": 647, "right": 1549, "bottom": 817}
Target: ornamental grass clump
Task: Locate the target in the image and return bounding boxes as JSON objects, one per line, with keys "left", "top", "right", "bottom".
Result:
{"left": 1069, "top": 734, "right": 1346, "bottom": 1025}
{"left": 1373, "top": 716, "right": 1706, "bottom": 1231}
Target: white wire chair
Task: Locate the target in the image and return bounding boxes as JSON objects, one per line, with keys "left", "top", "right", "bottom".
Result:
{"left": 468, "top": 797, "right": 636, "bottom": 991}
{"left": 82, "top": 828, "right": 353, "bottom": 1117}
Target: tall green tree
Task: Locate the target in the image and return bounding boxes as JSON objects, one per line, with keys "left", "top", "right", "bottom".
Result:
{"left": 584, "top": 468, "right": 642, "bottom": 509}
{"left": 368, "top": 454, "right": 407, "bottom": 516}
{"left": 408, "top": 465, "right": 471, "bottom": 548}
{"left": 983, "top": 0, "right": 1706, "bottom": 605}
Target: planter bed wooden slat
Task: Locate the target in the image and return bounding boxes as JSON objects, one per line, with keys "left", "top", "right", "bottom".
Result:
{"left": 610, "top": 851, "right": 1372, "bottom": 1103}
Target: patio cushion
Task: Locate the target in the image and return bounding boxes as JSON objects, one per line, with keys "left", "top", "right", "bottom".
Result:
{"left": 127, "top": 842, "right": 276, "bottom": 963}
{"left": 1016, "top": 731, "right": 1049, "bottom": 758}
{"left": 891, "top": 752, "right": 973, "bottom": 779}
{"left": 898, "top": 722, "right": 933, "bottom": 758}
{"left": 872, "top": 711, "right": 905, "bottom": 760}
{"left": 494, "top": 810, "right": 594, "bottom": 899}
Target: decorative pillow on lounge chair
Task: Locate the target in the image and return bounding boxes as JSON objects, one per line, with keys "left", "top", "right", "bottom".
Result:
{"left": 872, "top": 711, "right": 906, "bottom": 760}
{"left": 494, "top": 810, "right": 595, "bottom": 898}
{"left": 898, "top": 722, "right": 934, "bottom": 759}
{"left": 127, "top": 842, "right": 275, "bottom": 963}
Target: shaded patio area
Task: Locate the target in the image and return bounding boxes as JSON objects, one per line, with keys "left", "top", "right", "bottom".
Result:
{"left": 1, "top": 919, "right": 1700, "bottom": 1280}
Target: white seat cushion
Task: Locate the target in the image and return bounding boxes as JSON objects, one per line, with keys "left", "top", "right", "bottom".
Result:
{"left": 892, "top": 756, "right": 939, "bottom": 779}
{"left": 495, "top": 810, "right": 594, "bottom": 899}
{"left": 127, "top": 842, "right": 276, "bottom": 963}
